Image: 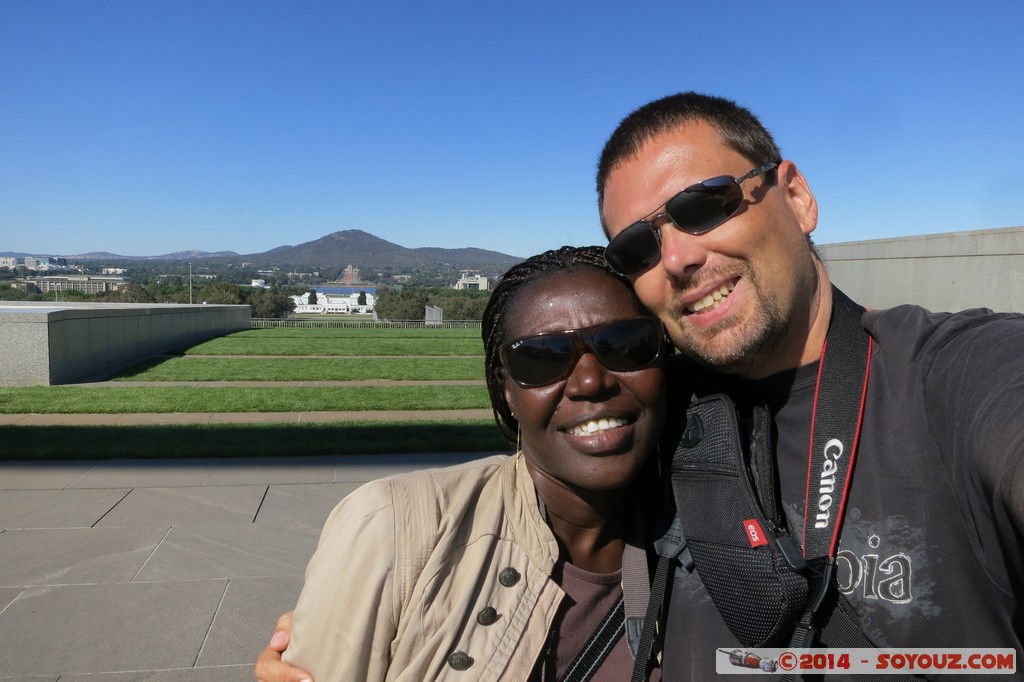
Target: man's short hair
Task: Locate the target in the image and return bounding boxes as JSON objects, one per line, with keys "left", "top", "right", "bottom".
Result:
{"left": 596, "top": 92, "right": 783, "bottom": 229}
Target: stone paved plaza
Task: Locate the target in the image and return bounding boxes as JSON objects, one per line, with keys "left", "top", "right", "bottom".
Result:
{"left": 0, "top": 452, "right": 485, "bottom": 681}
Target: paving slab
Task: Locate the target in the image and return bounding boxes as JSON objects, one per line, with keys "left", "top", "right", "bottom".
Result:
{"left": 196, "top": 576, "right": 304, "bottom": 668}
{"left": 253, "top": 481, "right": 362, "bottom": 528}
{"left": 134, "top": 523, "right": 316, "bottom": 582}
{"left": 70, "top": 459, "right": 220, "bottom": 488}
{"left": 56, "top": 659, "right": 251, "bottom": 675}
{"left": 58, "top": 667, "right": 252, "bottom": 681}
{"left": 203, "top": 456, "right": 336, "bottom": 486}
{"left": 0, "top": 581, "right": 227, "bottom": 676}
{"left": 0, "top": 526, "right": 169, "bottom": 586}
{"left": 95, "top": 485, "right": 267, "bottom": 527}
{"left": 0, "top": 460, "right": 98, "bottom": 490}
{"left": 0, "top": 489, "right": 130, "bottom": 528}
{"left": 332, "top": 451, "right": 484, "bottom": 482}
{"left": 0, "top": 586, "right": 25, "bottom": 610}
{"left": 0, "top": 453, "right": 495, "bottom": 677}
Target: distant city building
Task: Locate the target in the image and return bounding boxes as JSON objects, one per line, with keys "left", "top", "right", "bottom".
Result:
{"left": 22, "top": 256, "right": 68, "bottom": 272}
{"left": 28, "top": 275, "right": 129, "bottom": 294}
{"left": 102, "top": 267, "right": 128, "bottom": 275}
{"left": 251, "top": 279, "right": 268, "bottom": 288}
{"left": 290, "top": 291, "right": 376, "bottom": 315}
{"left": 342, "top": 264, "right": 360, "bottom": 283}
{"left": 0, "top": 257, "right": 17, "bottom": 268}
{"left": 392, "top": 274, "right": 412, "bottom": 283}
{"left": 454, "top": 270, "right": 489, "bottom": 291}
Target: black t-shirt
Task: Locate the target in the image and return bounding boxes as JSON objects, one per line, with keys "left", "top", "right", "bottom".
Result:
{"left": 661, "top": 301, "right": 1024, "bottom": 680}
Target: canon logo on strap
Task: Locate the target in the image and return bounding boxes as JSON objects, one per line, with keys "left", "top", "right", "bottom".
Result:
{"left": 814, "top": 438, "right": 844, "bottom": 529}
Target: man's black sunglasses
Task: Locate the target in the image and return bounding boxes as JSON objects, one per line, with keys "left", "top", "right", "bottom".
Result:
{"left": 500, "top": 317, "right": 663, "bottom": 388}
{"left": 604, "top": 163, "right": 778, "bottom": 275}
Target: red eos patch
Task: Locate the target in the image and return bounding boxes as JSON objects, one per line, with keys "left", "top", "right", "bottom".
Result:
{"left": 743, "top": 519, "right": 768, "bottom": 547}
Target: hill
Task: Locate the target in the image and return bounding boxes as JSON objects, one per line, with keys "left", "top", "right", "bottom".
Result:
{"left": 6, "top": 230, "right": 523, "bottom": 281}
{"left": 237, "top": 230, "right": 521, "bottom": 273}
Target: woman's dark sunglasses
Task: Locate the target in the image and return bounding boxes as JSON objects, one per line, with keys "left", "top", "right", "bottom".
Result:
{"left": 499, "top": 317, "right": 663, "bottom": 388}
{"left": 604, "top": 163, "right": 778, "bottom": 275}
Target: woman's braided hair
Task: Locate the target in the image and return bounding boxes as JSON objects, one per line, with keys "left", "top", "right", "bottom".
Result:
{"left": 481, "top": 245, "right": 643, "bottom": 444}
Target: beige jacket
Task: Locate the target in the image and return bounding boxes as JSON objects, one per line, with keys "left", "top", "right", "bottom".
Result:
{"left": 284, "top": 454, "right": 565, "bottom": 681}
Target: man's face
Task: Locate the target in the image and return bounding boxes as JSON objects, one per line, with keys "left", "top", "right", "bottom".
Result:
{"left": 601, "top": 121, "right": 821, "bottom": 378}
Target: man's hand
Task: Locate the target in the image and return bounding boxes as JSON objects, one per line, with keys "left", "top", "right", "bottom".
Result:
{"left": 255, "top": 611, "right": 313, "bottom": 682}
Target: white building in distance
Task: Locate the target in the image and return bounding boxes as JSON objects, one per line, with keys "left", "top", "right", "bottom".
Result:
{"left": 454, "top": 271, "right": 489, "bottom": 291}
{"left": 290, "top": 291, "right": 376, "bottom": 314}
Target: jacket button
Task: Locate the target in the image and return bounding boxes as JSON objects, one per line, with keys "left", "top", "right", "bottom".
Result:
{"left": 476, "top": 606, "right": 499, "bottom": 625}
{"left": 498, "top": 567, "right": 521, "bottom": 587}
{"left": 447, "top": 651, "right": 473, "bottom": 670}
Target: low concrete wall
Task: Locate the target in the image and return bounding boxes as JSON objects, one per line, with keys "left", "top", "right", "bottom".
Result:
{"left": 820, "top": 226, "right": 1024, "bottom": 313}
{"left": 0, "top": 302, "right": 250, "bottom": 386}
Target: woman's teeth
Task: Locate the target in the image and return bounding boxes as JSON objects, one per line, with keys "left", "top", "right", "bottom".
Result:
{"left": 687, "top": 283, "right": 734, "bottom": 313}
{"left": 567, "top": 417, "right": 628, "bottom": 436}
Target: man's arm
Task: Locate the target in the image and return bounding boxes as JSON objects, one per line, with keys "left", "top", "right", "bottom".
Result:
{"left": 925, "top": 313, "right": 1024, "bottom": 588}
{"left": 255, "top": 612, "right": 312, "bottom": 682}
{"left": 278, "top": 480, "right": 401, "bottom": 682}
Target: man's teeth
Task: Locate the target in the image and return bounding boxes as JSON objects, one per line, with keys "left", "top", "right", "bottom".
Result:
{"left": 687, "top": 283, "right": 735, "bottom": 313}
{"left": 568, "top": 417, "right": 628, "bottom": 436}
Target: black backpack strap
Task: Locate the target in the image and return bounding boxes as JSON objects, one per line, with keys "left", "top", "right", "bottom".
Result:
{"left": 557, "top": 595, "right": 625, "bottom": 682}
{"left": 629, "top": 514, "right": 689, "bottom": 682}
{"left": 669, "top": 395, "right": 810, "bottom": 647}
{"left": 629, "top": 553, "right": 671, "bottom": 682}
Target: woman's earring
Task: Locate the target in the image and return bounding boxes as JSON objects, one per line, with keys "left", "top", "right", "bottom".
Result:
{"left": 510, "top": 409, "right": 521, "bottom": 453}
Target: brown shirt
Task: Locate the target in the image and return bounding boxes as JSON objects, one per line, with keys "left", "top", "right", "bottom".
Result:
{"left": 530, "top": 561, "right": 662, "bottom": 681}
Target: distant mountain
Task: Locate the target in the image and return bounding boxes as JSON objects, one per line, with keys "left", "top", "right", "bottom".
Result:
{"left": 237, "top": 230, "right": 521, "bottom": 273}
{"left": 156, "top": 250, "right": 239, "bottom": 260}
{"left": 63, "top": 252, "right": 129, "bottom": 260}
{"left": 6, "top": 230, "right": 522, "bottom": 275}
{"left": 59, "top": 250, "right": 238, "bottom": 260}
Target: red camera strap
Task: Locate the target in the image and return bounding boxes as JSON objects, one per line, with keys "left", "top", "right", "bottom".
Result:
{"left": 800, "top": 287, "right": 873, "bottom": 561}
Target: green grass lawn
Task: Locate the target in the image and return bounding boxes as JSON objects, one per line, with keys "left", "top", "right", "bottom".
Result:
{"left": 0, "top": 385, "right": 491, "bottom": 413}
{"left": 181, "top": 327, "right": 484, "bottom": 355}
{"left": 236, "top": 327, "right": 481, "bottom": 338}
{"left": 4, "top": 325, "right": 500, "bottom": 459}
{"left": 113, "top": 356, "right": 486, "bottom": 381}
{"left": 183, "top": 335, "right": 484, "bottom": 356}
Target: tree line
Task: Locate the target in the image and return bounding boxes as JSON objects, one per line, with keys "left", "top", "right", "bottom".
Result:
{"left": 373, "top": 287, "right": 490, "bottom": 321}
{"left": 0, "top": 275, "right": 494, "bottom": 321}
{"left": 0, "top": 277, "right": 298, "bottom": 318}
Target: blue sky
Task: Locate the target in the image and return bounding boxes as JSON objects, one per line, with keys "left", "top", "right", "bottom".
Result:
{"left": 2, "top": 1, "right": 1021, "bottom": 258}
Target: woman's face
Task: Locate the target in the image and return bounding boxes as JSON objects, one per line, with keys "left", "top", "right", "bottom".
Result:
{"left": 502, "top": 269, "right": 667, "bottom": 493}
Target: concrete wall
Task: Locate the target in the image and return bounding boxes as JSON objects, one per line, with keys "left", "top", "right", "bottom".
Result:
{"left": 0, "top": 302, "right": 250, "bottom": 386}
{"left": 819, "top": 226, "right": 1024, "bottom": 313}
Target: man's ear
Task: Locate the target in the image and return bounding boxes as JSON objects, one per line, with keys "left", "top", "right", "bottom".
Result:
{"left": 780, "top": 160, "right": 819, "bottom": 237}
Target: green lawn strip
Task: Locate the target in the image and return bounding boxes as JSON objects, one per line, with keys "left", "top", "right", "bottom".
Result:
{"left": 0, "top": 421, "right": 512, "bottom": 460}
{"left": 237, "top": 327, "right": 481, "bottom": 338}
{"left": 112, "top": 356, "right": 485, "bottom": 381}
{"left": 182, "top": 336, "right": 484, "bottom": 356}
{"left": 0, "top": 385, "right": 490, "bottom": 414}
